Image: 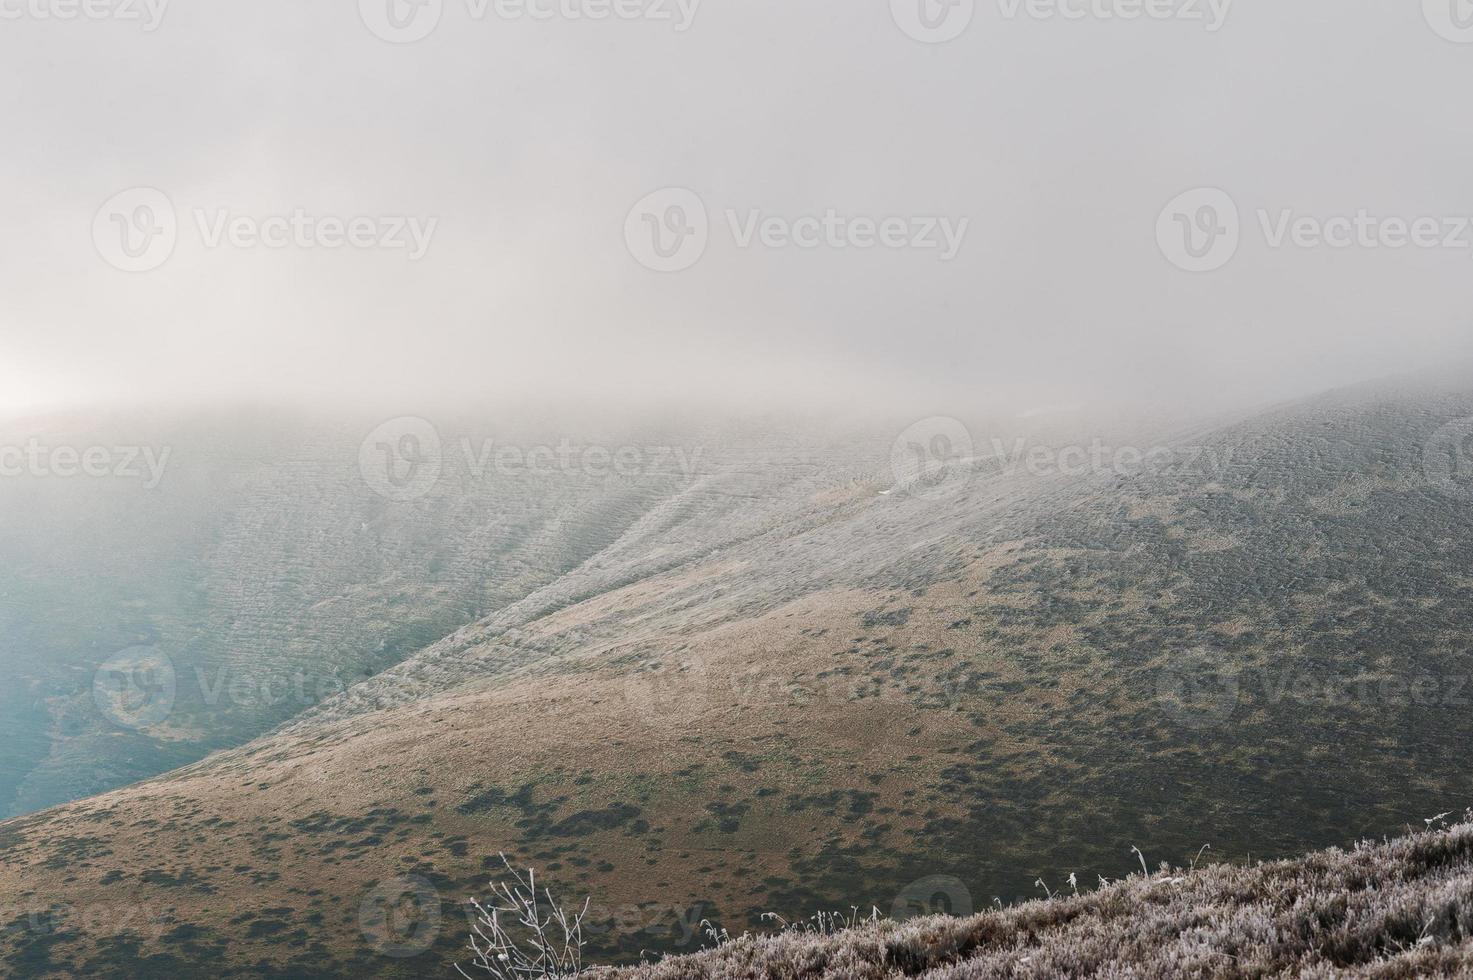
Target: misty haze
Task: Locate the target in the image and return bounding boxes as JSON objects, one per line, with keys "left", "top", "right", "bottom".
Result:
{"left": 3, "top": 2, "right": 1473, "bottom": 978}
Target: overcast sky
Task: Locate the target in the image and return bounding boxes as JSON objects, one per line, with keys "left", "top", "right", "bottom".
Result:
{"left": 2, "top": 0, "right": 1471, "bottom": 420}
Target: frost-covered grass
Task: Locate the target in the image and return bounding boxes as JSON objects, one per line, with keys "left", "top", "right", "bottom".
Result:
{"left": 577, "top": 815, "right": 1473, "bottom": 979}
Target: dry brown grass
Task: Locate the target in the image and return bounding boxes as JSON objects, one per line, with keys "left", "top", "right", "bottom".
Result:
{"left": 591, "top": 817, "right": 1473, "bottom": 979}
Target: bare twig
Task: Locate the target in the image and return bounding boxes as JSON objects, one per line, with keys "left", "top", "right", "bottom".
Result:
{"left": 457, "top": 853, "right": 590, "bottom": 979}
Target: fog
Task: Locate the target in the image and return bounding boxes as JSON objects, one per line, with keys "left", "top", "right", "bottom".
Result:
{"left": 3, "top": 0, "right": 1471, "bottom": 420}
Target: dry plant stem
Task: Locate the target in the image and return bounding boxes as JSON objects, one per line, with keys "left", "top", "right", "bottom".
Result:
{"left": 458, "top": 854, "right": 591, "bottom": 980}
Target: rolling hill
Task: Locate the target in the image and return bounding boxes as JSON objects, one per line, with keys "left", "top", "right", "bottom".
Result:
{"left": 588, "top": 813, "right": 1473, "bottom": 979}
{"left": 0, "top": 373, "right": 1471, "bottom": 978}
{"left": 0, "top": 407, "right": 716, "bottom": 818}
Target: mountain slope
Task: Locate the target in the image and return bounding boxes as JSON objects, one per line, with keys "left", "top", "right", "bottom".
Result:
{"left": 591, "top": 815, "right": 1473, "bottom": 979}
{"left": 0, "top": 376, "right": 1471, "bottom": 978}
{"left": 0, "top": 408, "right": 716, "bottom": 817}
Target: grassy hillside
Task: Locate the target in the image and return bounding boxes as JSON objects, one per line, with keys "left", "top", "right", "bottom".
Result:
{"left": 0, "top": 407, "right": 716, "bottom": 817}
{"left": 0, "top": 376, "right": 1470, "bottom": 977}
{"left": 591, "top": 814, "right": 1473, "bottom": 979}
